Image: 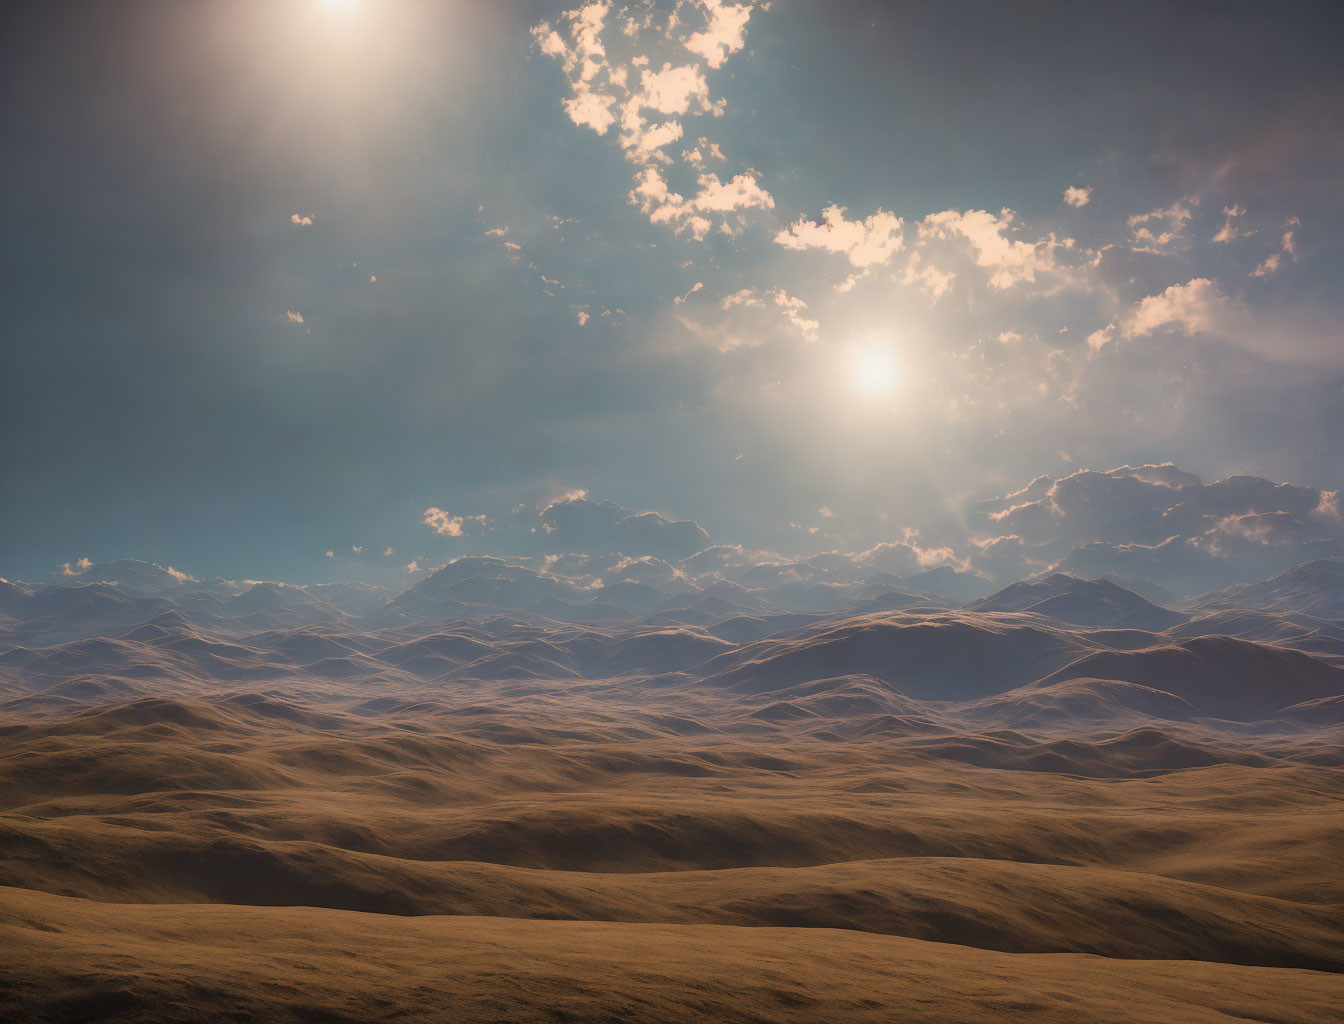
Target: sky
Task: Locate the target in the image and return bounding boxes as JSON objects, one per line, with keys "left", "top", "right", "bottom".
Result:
{"left": 2, "top": 0, "right": 1342, "bottom": 586}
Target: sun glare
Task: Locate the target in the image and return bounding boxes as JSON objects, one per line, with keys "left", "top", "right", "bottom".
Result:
{"left": 849, "top": 347, "right": 900, "bottom": 398}
{"left": 315, "top": 0, "right": 361, "bottom": 14}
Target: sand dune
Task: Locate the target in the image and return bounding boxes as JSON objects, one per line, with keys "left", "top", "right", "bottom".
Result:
{"left": 2, "top": 558, "right": 1343, "bottom": 1020}
{"left": 4, "top": 886, "right": 1342, "bottom": 1024}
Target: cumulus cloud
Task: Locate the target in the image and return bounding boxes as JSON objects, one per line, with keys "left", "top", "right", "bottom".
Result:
{"left": 1126, "top": 278, "right": 1231, "bottom": 335}
{"left": 536, "top": 1, "right": 769, "bottom": 239}
{"left": 290, "top": 214, "right": 313, "bottom": 226}
{"left": 1088, "top": 278, "right": 1234, "bottom": 350}
{"left": 285, "top": 310, "right": 304, "bottom": 324}
{"left": 423, "top": 508, "right": 491, "bottom": 538}
{"left": 684, "top": 0, "right": 755, "bottom": 69}
{"left": 969, "top": 463, "right": 1344, "bottom": 593}
{"left": 629, "top": 166, "right": 773, "bottom": 238}
{"left": 1062, "top": 186, "right": 1092, "bottom": 207}
{"left": 774, "top": 205, "right": 905, "bottom": 268}
{"left": 918, "top": 208, "right": 1062, "bottom": 289}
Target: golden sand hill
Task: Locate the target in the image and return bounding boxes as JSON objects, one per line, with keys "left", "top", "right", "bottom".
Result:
{"left": 2, "top": 581, "right": 1343, "bottom": 1021}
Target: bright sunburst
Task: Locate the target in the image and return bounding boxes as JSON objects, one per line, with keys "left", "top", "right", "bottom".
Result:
{"left": 849, "top": 346, "right": 900, "bottom": 398}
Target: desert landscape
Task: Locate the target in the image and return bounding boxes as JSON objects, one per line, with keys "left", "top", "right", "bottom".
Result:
{"left": 5, "top": 0, "right": 1344, "bottom": 1020}
{"left": 2, "top": 555, "right": 1343, "bottom": 1021}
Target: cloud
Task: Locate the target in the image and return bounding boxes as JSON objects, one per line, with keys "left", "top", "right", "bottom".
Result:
{"left": 719, "top": 287, "right": 819, "bottom": 343}
{"left": 675, "top": 282, "right": 704, "bottom": 304}
{"left": 60, "top": 556, "right": 92, "bottom": 576}
{"left": 1088, "top": 278, "right": 1233, "bottom": 350}
{"left": 383, "top": 546, "right": 394, "bottom": 557}
{"left": 285, "top": 310, "right": 304, "bottom": 324}
{"left": 775, "top": 205, "right": 905, "bottom": 268}
{"left": 484, "top": 226, "right": 509, "bottom": 237}
{"left": 164, "top": 565, "right": 192, "bottom": 581}
{"left": 576, "top": 310, "right": 590, "bottom": 325}
{"left": 423, "top": 508, "right": 491, "bottom": 538}
{"left": 684, "top": 0, "right": 755, "bottom": 69}
{"left": 290, "top": 214, "right": 313, "bottom": 226}
{"left": 901, "top": 252, "right": 955, "bottom": 300}
{"left": 629, "top": 166, "right": 773, "bottom": 238}
{"left": 532, "top": 4, "right": 618, "bottom": 135}
{"left": 1212, "top": 205, "right": 1251, "bottom": 243}
{"left": 1126, "top": 277, "right": 1232, "bottom": 336}
{"left": 423, "top": 508, "right": 464, "bottom": 537}
{"left": 324, "top": 549, "right": 334, "bottom": 557}
{"left": 419, "top": 492, "right": 712, "bottom": 561}
{"left": 968, "top": 463, "right": 1344, "bottom": 593}
{"left": 918, "top": 208, "right": 1061, "bottom": 289}
{"left": 536, "top": 0, "right": 766, "bottom": 240}
{"left": 1127, "top": 198, "right": 1195, "bottom": 251}
{"left": 1063, "top": 186, "right": 1092, "bottom": 207}
{"left": 1251, "top": 225, "right": 1299, "bottom": 277}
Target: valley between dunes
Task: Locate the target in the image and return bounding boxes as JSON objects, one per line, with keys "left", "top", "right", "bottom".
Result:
{"left": 2, "top": 560, "right": 1344, "bottom": 1020}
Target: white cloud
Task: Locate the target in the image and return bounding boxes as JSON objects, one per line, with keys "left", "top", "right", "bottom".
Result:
{"left": 423, "top": 507, "right": 465, "bottom": 537}
{"left": 285, "top": 310, "right": 304, "bottom": 324}
{"left": 919, "top": 208, "right": 1058, "bottom": 289}
{"left": 684, "top": 0, "right": 755, "bottom": 69}
{"left": 576, "top": 310, "right": 590, "bottom": 325}
{"left": 1091, "top": 278, "right": 1233, "bottom": 350}
{"left": 1126, "top": 277, "right": 1230, "bottom": 335}
{"left": 1062, "top": 186, "right": 1092, "bottom": 207}
{"left": 775, "top": 205, "right": 905, "bottom": 268}
{"left": 638, "top": 63, "right": 711, "bottom": 115}
{"left": 536, "top": 0, "right": 765, "bottom": 239}
{"left": 629, "top": 167, "right": 772, "bottom": 238}
{"left": 290, "top": 214, "right": 313, "bottom": 226}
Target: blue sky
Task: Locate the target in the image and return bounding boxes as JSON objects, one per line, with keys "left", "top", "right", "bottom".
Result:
{"left": 2, "top": 0, "right": 1342, "bottom": 584}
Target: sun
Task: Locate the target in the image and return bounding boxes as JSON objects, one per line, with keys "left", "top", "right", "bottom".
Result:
{"left": 849, "top": 347, "right": 900, "bottom": 398}
{"left": 315, "top": 0, "right": 361, "bottom": 13}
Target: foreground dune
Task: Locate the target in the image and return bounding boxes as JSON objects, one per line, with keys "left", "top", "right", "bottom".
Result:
{"left": 4, "top": 885, "right": 1343, "bottom": 1024}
